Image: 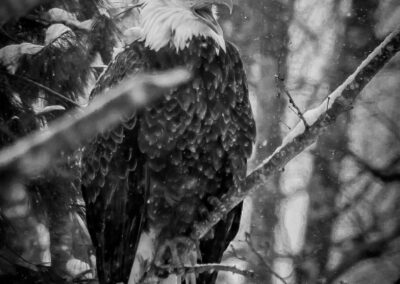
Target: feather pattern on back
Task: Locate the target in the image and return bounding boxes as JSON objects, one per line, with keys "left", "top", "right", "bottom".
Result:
{"left": 82, "top": 36, "right": 255, "bottom": 284}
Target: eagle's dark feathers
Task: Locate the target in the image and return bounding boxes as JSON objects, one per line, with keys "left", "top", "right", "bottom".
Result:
{"left": 82, "top": 37, "right": 255, "bottom": 284}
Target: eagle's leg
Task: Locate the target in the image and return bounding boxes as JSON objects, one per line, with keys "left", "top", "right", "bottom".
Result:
{"left": 154, "top": 236, "right": 199, "bottom": 284}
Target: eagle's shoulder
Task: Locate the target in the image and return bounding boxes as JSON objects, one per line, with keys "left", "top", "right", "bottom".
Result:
{"left": 81, "top": 41, "right": 148, "bottom": 284}
{"left": 90, "top": 41, "right": 150, "bottom": 99}
{"left": 225, "top": 40, "right": 241, "bottom": 56}
{"left": 226, "top": 40, "right": 256, "bottom": 151}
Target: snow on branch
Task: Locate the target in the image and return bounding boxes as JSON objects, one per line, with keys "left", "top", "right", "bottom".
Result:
{"left": 0, "top": 69, "right": 190, "bottom": 178}
{"left": 192, "top": 26, "right": 400, "bottom": 239}
{"left": 157, "top": 264, "right": 259, "bottom": 282}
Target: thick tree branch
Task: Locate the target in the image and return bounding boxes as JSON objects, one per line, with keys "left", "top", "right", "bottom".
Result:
{"left": 192, "top": 26, "right": 400, "bottom": 239}
{"left": 155, "top": 264, "right": 259, "bottom": 282}
{"left": 0, "top": 69, "right": 190, "bottom": 178}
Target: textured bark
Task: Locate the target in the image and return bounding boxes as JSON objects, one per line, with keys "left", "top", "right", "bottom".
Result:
{"left": 0, "top": 12, "right": 399, "bottom": 284}
{"left": 299, "top": 1, "right": 381, "bottom": 282}
{"left": 192, "top": 25, "right": 400, "bottom": 240}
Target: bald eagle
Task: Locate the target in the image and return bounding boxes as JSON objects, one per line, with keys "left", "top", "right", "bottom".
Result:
{"left": 81, "top": 1, "right": 256, "bottom": 283}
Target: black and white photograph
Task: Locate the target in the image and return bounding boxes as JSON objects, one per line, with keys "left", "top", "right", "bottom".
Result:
{"left": 0, "top": 0, "right": 400, "bottom": 283}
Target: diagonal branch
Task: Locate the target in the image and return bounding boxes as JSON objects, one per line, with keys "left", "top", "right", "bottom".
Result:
{"left": 3, "top": 72, "right": 82, "bottom": 108}
{"left": 151, "top": 264, "right": 260, "bottom": 282}
{"left": 0, "top": 69, "right": 190, "bottom": 178}
{"left": 275, "top": 74, "right": 310, "bottom": 129}
{"left": 192, "top": 26, "right": 400, "bottom": 239}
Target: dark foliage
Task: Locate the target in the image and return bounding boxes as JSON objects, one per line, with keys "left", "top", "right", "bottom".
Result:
{"left": 0, "top": 0, "right": 119, "bottom": 280}
{"left": 0, "top": 66, "right": 39, "bottom": 146}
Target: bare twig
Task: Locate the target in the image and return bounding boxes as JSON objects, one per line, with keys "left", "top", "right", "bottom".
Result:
{"left": 229, "top": 244, "right": 246, "bottom": 261}
{"left": 162, "top": 264, "right": 259, "bottom": 281}
{"left": 245, "top": 233, "right": 288, "bottom": 284}
{"left": 275, "top": 74, "right": 310, "bottom": 129}
{"left": 4, "top": 72, "right": 82, "bottom": 108}
{"left": 112, "top": 3, "right": 143, "bottom": 19}
{"left": 138, "top": 262, "right": 259, "bottom": 284}
{"left": 279, "top": 120, "right": 292, "bottom": 130}
{"left": 0, "top": 68, "right": 191, "bottom": 177}
{"left": 192, "top": 26, "right": 400, "bottom": 240}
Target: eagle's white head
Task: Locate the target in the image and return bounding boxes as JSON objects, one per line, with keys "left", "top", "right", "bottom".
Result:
{"left": 138, "top": 0, "right": 233, "bottom": 52}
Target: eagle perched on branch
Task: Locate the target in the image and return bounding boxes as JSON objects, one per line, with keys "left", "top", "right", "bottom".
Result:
{"left": 81, "top": 0, "right": 256, "bottom": 283}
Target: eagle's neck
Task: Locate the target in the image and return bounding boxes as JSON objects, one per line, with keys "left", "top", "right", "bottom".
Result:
{"left": 139, "top": 1, "right": 226, "bottom": 52}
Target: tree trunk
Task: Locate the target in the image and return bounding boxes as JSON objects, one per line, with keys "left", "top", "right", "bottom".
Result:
{"left": 299, "top": 0, "right": 381, "bottom": 283}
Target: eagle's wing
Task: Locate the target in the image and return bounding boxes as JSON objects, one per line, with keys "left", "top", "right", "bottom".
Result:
{"left": 198, "top": 204, "right": 243, "bottom": 284}
{"left": 82, "top": 39, "right": 255, "bottom": 284}
{"left": 197, "top": 42, "right": 256, "bottom": 284}
{"left": 81, "top": 44, "right": 149, "bottom": 284}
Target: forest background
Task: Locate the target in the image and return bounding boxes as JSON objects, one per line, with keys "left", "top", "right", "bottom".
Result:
{"left": 0, "top": 0, "right": 400, "bottom": 284}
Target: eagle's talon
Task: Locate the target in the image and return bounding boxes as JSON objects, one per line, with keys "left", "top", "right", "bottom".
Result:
{"left": 207, "top": 196, "right": 222, "bottom": 208}
{"left": 154, "top": 236, "right": 198, "bottom": 282}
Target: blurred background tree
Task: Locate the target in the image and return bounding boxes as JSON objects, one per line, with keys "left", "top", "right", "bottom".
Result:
{"left": 218, "top": 0, "right": 400, "bottom": 283}
{"left": 0, "top": 0, "right": 119, "bottom": 281}
{"left": 0, "top": 0, "right": 399, "bottom": 284}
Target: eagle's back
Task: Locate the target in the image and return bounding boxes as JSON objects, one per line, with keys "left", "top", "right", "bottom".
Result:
{"left": 82, "top": 38, "right": 255, "bottom": 284}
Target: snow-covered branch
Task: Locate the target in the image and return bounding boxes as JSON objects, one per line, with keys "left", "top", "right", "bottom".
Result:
{"left": 174, "top": 264, "right": 258, "bottom": 280}
{"left": 0, "top": 69, "right": 190, "bottom": 177}
{"left": 192, "top": 26, "right": 400, "bottom": 239}
{"left": 142, "top": 264, "right": 259, "bottom": 283}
